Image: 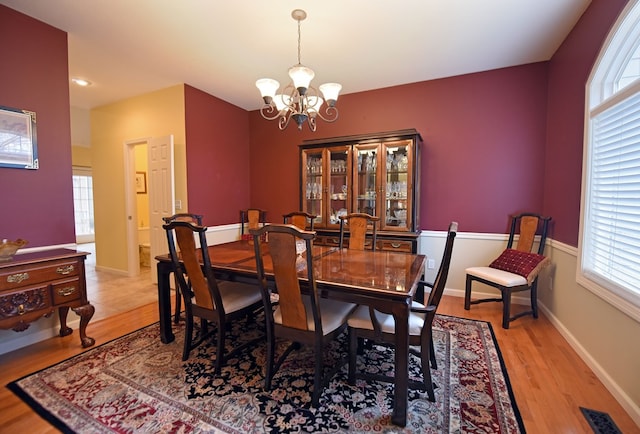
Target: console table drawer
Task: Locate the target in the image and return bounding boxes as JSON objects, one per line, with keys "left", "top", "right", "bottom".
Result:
{"left": 51, "top": 278, "right": 82, "bottom": 304}
{"left": 0, "top": 285, "right": 52, "bottom": 320}
{"left": 0, "top": 259, "right": 80, "bottom": 291}
{"left": 377, "top": 239, "right": 414, "bottom": 253}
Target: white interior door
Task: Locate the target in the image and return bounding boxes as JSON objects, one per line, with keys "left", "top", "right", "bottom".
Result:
{"left": 148, "top": 135, "right": 175, "bottom": 284}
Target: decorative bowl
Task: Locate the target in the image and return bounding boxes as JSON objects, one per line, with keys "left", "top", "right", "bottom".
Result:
{"left": 0, "top": 238, "right": 28, "bottom": 261}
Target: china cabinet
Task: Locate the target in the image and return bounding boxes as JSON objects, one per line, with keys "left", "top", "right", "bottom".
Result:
{"left": 300, "top": 129, "right": 422, "bottom": 253}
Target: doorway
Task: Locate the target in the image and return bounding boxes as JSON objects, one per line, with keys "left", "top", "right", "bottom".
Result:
{"left": 72, "top": 166, "right": 95, "bottom": 244}
{"left": 124, "top": 136, "right": 175, "bottom": 282}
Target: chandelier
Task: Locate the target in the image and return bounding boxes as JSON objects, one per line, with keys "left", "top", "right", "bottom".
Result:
{"left": 256, "top": 9, "right": 341, "bottom": 132}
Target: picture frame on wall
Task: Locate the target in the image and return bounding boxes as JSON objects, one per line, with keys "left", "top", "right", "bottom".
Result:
{"left": 135, "top": 171, "right": 147, "bottom": 194}
{"left": 0, "top": 105, "right": 38, "bottom": 169}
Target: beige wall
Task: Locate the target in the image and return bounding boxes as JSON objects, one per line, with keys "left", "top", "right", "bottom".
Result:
{"left": 71, "top": 145, "right": 92, "bottom": 167}
{"left": 539, "top": 243, "right": 640, "bottom": 420}
{"left": 90, "top": 84, "right": 187, "bottom": 273}
{"left": 419, "top": 233, "right": 640, "bottom": 424}
{"left": 134, "top": 144, "right": 149, "bottom": 228}
{"left": 71, "top": 106, "right": 91, "bottom": 147}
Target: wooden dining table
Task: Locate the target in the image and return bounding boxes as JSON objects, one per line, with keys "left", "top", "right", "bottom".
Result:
{"left": 155, "top": 239, "right": 426, "bottom": 427}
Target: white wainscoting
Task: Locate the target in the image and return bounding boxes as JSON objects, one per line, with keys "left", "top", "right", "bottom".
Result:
{"left": 418, "top": 229, "right": 640, "bottom": 426}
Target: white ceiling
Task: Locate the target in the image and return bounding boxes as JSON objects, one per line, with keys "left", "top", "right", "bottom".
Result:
{"left": 2, "top": 0, "right": 591, "bottom": 111}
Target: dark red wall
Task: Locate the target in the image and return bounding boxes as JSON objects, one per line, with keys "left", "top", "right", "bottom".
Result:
{"left": 544, "top": 0, "right": 628, "bottom": 246}
{"left": 184, "top": 85, "right": 251, "bottom": 226}
{"left": 249, "top": 63, "right": 549, "bottom": 234}
{"left": 2, "top": 0, "right": 628, "bottom": 249}
{"left": 0, "top": 5, "right": 75, "bottom": 247}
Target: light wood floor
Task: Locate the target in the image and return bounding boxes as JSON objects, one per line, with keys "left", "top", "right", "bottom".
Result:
{"left": 0, "top": 253, "right": 637, "bottom": 433}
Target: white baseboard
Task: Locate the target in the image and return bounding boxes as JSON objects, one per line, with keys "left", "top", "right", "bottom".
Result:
{"left": 538, "top": 301, "right": 640, "bottom": 426}
{"left": 444, "top": 288, "right": 640, "bottom": 426}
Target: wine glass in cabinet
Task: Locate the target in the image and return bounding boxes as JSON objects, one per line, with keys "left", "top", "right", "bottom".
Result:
{"left": 381, "top": 139, "right": 414, "bottom": 232}
{"left": 301, "top": 145, "right": 351, "bottom": 229}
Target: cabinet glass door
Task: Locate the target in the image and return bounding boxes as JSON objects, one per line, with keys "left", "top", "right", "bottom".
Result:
{"left": 382, "top": 140, "right": 412, "bottom": 231}
{"left": 354, "top": 144, "right": 380, "bottom": 219}
{"left": 327, "top": 147, "right": 350, "bottom": 227}
{"left": 302, "top": 149, "right": 324, "bottom": 226}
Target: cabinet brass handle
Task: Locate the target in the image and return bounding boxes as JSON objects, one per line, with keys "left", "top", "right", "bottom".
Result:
{"left": 18, "top": 304, "right": 25, "bottom": 315}
{"left": 56, "top": 265, "right": 75, "bottom": 275}
{"left": 391, "top": 242, "right": 402, "bottom": 248}
{"left": 57, "top": 286, "right": 76, "bottom": 297}
{"left": 7, "top": 272, "right": 29, "bottom": 284}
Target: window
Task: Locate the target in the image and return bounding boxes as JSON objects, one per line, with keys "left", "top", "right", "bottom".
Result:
{"left": 580, "top": 0, "right": 640, "bottom": 322}
{"left": 73, "top": 166, "right": 95, "bottom": 243}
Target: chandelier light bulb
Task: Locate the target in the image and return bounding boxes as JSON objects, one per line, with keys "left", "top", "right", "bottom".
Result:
{"left": 256, "top": 78, "right": 280, "bottom": 104}
{"left": 319, "top": 83, "right": 342, "bottom": 107}
{"left": 288, "top": 65, "right": 315, "bottom": 95}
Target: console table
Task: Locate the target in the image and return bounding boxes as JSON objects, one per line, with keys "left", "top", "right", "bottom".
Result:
{"left": 0, "top": 248, "right": 95, "bottom": 348}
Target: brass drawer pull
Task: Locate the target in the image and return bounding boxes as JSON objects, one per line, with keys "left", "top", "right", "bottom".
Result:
{"left": 57, "top": 286, "right": 77, "bottom": 297}
{"left": 391, "top": 242, "right": 402, "bottom": 248}
{"left": 7, "top": 272, "right": 29, "bottom": 284}
{"left": 56, "top": 265, "right": 75, "bottom": 275}
{"left": 18, "top": 304, "right": 25, "bottom": 315}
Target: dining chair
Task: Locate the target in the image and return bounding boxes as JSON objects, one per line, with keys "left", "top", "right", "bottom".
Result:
{"left": 163, "top": 220, "right": 263, "bottom": 371}
{"left": 162, "top": 213, "right": 203, "bottom": 324}
{"left": 464, "top": 213, "right": 551, "bottom": 329}
{"left": 347, "top": 222, "right": 457, "bottom": 401}
{"left": 338, "top": 212, "right": 379, "bottom": 250}
{"left": 250, "top": 223, "right": 356, "bottom": 406}
{"left": 283, "top": 211, "right": 317, "bottom": 231}
{"left": 240, "top": 208, "right": 267, "bottom": 238}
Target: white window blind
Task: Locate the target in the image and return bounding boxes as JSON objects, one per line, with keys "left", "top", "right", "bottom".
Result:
{"left": 581, "top": 0, "right": 640, "bottom": 320}
{"left": 584, "top": 91, "right": 640, "bottom": 305}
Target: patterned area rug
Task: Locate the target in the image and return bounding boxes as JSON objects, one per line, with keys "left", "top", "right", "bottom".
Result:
{"left": 8, "top": 314, "right": 525, "bottom": 433}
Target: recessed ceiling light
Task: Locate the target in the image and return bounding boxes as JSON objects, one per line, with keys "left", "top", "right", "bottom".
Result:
{"left": 71, "top": 78, "right": 92, "bottom": 87}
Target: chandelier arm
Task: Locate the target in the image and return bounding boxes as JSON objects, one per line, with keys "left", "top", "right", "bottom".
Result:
{"left": 313, "top": 106, "right": 339, "bottom": 123}
{"left": 307, "top": 115, "right": 317, "bottom": 132}
{"left": 278, "top": 111, "right": 293, "bottom": 130}
{"left": 259, "top": 105, "right": 285, "bottom": 121}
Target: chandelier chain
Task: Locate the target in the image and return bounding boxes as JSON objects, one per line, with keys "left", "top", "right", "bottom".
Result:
{"left": 297, "top": 18, "right": 302, "bottom": 65}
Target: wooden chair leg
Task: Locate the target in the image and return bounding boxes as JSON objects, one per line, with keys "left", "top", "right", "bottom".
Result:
{"left": 173, "top": 274, "right": 182, "bottom": 323}
{"left": 348, "top": 329, "right": 357, "bottom": 385}
{"left": 502, "top": 288, "right": 512, "bottom": 329}
{"left": 531, "top": 281, "right": 539, "bottom": 318}
{"left": 312, "top": 340, "right": 323, "bottom": 406}
{"left": 214, "top": 322, "right": 225, "bottom": 374}
{"left": 464, "top": 275, "right": 473, "bottom": 310}
{"left": 429, "top": 337, "right": 437, "bottom": 370}
{"left": 264, "top": 328, "right": 275, "bottom": 390}
{"left": 183, "top": 314, "right": 193, "bottom": 361}
{"left": 421, "top": 332, "right": 435, "bottom": 402}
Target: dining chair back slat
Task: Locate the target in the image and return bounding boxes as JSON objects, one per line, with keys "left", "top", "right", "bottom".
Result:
{"left": 339, "top": 213, "right": 379, "bottom": 250}
{"left": 268, "top": 231, "right": 309, "bottom": 330}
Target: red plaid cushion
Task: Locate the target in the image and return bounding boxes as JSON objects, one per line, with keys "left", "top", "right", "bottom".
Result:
{"left": 489, "top": 248, "right": 550, "bottom": 284}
